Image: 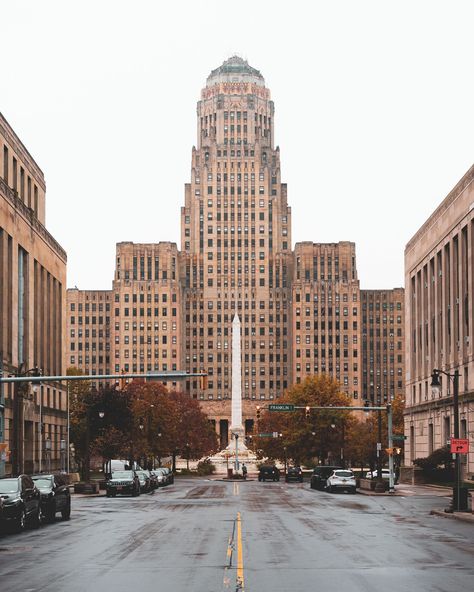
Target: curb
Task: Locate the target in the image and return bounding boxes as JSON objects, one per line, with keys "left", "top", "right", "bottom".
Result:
{"left": 357, "top": 489, "right": 399, "bottom": 496}
{"left": 430, "top": 509, "right": 474, "bottom": 523}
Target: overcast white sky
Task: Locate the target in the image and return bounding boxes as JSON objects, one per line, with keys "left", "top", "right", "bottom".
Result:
{"left": 2, "top": 1, "right": 474, "bottom": 290}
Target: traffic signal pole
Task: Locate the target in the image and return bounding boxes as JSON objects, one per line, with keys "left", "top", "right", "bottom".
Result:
{"left": 267, "top": 404, "right": 396, "bottom": 494}
{"left": 387, "top": 404, "right": 394, "bottom": 493}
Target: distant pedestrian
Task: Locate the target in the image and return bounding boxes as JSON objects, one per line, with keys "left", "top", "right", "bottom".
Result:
{"left": 242, "top": 464, "right": 247, "bottom": 480}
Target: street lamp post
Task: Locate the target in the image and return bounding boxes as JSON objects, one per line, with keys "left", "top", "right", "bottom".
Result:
{"left": 234, "top": 433, "right": 239, "bottom": 472}
{"left": 431, "top": 368, "right": 462, "bottom": 511}
{"left": 83, "top": 407, "right": 105, "bottom": 483}
{"left": 13, "top": 364, "right": 42, "bottom": 476}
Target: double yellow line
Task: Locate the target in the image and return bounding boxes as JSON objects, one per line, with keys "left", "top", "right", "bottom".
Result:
{"left": 224, "top": 512, "right": 245, "bottom": 591}
{"left": 236, "top": 512, "right": 244, "bottom": 590}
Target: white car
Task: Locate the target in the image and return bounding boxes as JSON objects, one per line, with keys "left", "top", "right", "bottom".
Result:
{"left": 326, "top": 469, "right": 357, "bottom": 494}
{"left": 365, "top": 469, "right": 394, "bottom": 481}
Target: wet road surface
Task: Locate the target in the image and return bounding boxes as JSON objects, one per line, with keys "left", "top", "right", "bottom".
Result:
{"left": 0, "top": 478, "right": 473, "bottom": 592}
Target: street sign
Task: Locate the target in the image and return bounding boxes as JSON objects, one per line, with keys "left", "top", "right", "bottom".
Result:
{"left": 268, "top": 404, "right": 295, "bottom": 412}
{"left": 376, "top": 442, "right": 382, "bottom": 451}
{"left": 392, "top": 435, "right": 407, "bottom": 441}
{"left": 450, "top": 438, "right": 469, "bottom": 454}
{"left": 257, "top": 433, "right": 274, "bottom": 438}
{"left": 272, "top": 432, "right": 280, "bottom": 438}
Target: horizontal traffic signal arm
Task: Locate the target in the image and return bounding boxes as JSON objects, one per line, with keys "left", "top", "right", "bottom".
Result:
{"left": 0, "top": 371, "right": 207, "bottom": 384}
{"left": 265, "top": 405, "right": 388, "bottom": 411}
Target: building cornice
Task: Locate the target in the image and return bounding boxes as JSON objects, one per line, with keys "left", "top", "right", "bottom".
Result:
{"left": 405, "top": 163, "right": 474, "bottom": 254}
{"left": 0, "top": 112, "right": 45, "bottom": 191}
{"left": 404, "top": 390, "right": 474, "bottom": 415}
{"left": 0, "top": 176, "right": 66, "bottom": 262}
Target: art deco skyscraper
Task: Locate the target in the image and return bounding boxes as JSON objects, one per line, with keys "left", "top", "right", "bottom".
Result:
{"left": 181, "top": 57, "right": 293, "bottom": 445}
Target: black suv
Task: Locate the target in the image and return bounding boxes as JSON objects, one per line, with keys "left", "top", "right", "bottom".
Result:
{"left": 106, "top": 470, "right": 140, "bottom": 497}
{"left": 310, "top": 466, "right": 343, "bottom": 490}
{"left": 285, "top": 466, "right": 303, "bottom": 483}
{"left": 258, "top": 465, "right": 280, "bottom": 482}
{"left": 31, "top": 474, "right": 71, "bottom": 521}
{"left": 0, "top": 475, "right": 41, "bottom": 532}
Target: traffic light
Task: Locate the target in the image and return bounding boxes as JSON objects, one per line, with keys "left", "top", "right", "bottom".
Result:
{"left": 256, "top": 405, "right": 261, "bottom": 420}
{"left": 305, "top": 406, "right": 310, "bottom": 419}
{"left": 394, "top": 447, "right": 401, "bottom": 455}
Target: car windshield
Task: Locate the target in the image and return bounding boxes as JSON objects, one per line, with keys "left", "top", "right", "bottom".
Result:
{"left": 334, "top": 471, "right": 354, "bottom": 478}
{"left": 0, "top": 479, "right": 19, "bottom": 494}
{"left": 111, "top": 471, "right": 134, "bottom": 479}
{"left": 32, "top": 478, "right": 53, "bottom": 488}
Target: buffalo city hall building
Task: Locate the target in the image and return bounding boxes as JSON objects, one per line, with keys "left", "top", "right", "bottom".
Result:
{"left": 66, "top": 57, "right": 404, "bottom": 448}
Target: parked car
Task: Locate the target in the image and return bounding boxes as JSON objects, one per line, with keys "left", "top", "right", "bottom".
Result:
{"left": 285, "top": 466, "right": 303, "bottom": 483}
{"left": 0, "top": 475, "right": 41, "bottom": 532}
{"left": 310, "top": 466, "right": 343, "bottom": 490}
{"left": 326, "top": 469, "right": 357, "bottom": 494}
{"left": 31, "top": 474, "right": 71, "bottom": 521}
{"left": 152, "top": 468, "right": 171, "bottom": 487}
{"left": 105, "top": 471, "right": 140, "bottom": 497}
{"left": 365, "top": 469, "right": 395, "bottom": 482}
{"left": 146, "top": 470, "right": 159, "bottom": 490}
{"left": 160, "top": 467, "right": 174, "bottom": 485}
{"left": 258, "top": 465, "right": 280, "bottom": 482}
{"left": 135, "top": 470, "right": 152, "bottom": 493}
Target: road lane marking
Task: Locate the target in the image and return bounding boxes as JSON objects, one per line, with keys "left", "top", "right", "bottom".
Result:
{"left": 233, "top": 481, "right": 240, "bottom": 496}
{"left": 223, "top": 514, "right": 244, "bottom": 591}
{"left": 236, "top": 512, "right": 244, "bottom": 591}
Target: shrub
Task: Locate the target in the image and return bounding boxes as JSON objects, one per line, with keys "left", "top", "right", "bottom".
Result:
{"left": 196, "top": 458, "right": 216, "bottom": 476}
{"left": 413, "top": 445, "right": 453, "bottom": 471}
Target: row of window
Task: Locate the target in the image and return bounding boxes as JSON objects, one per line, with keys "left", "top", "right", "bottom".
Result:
{"left": 112, "top": 307, "right": 177, "bottom": 317}
{"left": 69, "top": 302, "right": 110, "bottom": 312}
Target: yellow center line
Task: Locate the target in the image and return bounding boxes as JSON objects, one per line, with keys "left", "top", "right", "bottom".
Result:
{"left": 236, "top": 512, "right": 244, "bottom": 591}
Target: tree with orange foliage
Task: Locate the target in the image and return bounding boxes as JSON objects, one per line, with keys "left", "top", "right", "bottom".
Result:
{"left": 254, "top": 375, "right": 352, "bottom": 466}
{"left": 126, "top": 381, "right": 218, "bottom": 470}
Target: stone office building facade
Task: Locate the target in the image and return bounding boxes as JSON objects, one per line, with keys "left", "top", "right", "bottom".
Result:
{"left": 66, "top": 58, "right": 404, "bottom": 446}
{"left": 0, "top": 112, "right": 67, "bottom": 477}
{"left": 405, "top": 164, "right": 474, "bottom": 477}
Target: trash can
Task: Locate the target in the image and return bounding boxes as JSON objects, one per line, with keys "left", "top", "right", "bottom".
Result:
{"left": 453, "top": 486, "right": 469, "bottom": 511}
{"left": 227, "top": 468, "right": 233, "bottom": 479}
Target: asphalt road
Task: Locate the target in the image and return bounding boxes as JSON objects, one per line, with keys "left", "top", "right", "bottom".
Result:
{"left": 0, "top": 478, "right": 473, "bottom": 592}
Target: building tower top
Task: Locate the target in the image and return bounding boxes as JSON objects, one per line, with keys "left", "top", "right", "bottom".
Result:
{"left": 206, "top": 56, "right": 266, "bottom": 88}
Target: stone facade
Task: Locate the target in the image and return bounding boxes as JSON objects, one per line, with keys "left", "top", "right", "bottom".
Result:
{"left": 66, "top": 58, "right": 405, "bottom": 447}
{"left": 0, "top": 112, "right": 67, "bottom": 476}
{"left": 291, "top": 242, "right": 361, "bottom": 400}
{"left": 405, "top": 164, "right": 474, "bottom": 476}
{"left": 66, "top": 289, "right": 112, "bottom": 385}
{"left": 361, "top": 289, "right": 405, "bottom": 403}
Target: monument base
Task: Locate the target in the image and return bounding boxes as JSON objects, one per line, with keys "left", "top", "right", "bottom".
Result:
{"left": 208, "top": 439, "right": 259, "bottom": 475}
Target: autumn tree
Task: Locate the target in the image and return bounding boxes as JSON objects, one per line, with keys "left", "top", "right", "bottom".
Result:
{"left": 254, "top": 375, "right": 352, "bottom": 466}
{"left": 68, "top": 368, "right": 133, "bottom": 478}
{"left": 344, "top": 394, "right": 406, "bottom": 471}
{"left": 126, "top": 382, "right": 218, "bottom": 470}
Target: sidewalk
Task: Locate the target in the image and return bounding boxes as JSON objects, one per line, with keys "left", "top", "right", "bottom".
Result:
{"left": 358, "top": 483, "right": 453, "bottom": 497}
{"left": 430, "top": 509, "right": 474, "bottom": 524}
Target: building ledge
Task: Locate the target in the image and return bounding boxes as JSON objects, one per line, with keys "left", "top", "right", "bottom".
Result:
{"left": 0, "top": 176, "right": 66, "bottom": 261}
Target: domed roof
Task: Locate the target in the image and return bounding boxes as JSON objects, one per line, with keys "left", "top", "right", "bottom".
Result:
{"left": 206, "top": 56, "right": 265, "bottom": 87}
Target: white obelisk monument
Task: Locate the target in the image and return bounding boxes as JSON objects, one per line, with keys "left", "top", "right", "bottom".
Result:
{"left": 230, "top": 314, "right": 245, "bottom": 469}
{"left": 230, "top": 314, "right": 244, "bottom": 437}
{"left": 209, "top": 313, "right": 257, "bottom": 474}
